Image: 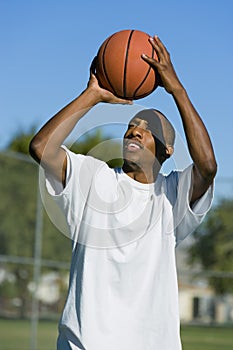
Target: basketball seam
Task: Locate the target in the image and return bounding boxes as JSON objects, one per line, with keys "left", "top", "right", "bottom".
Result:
{"left": 123, "top": 30, "right": 134, "bottom": 98}
{"left": 102, "top": 36, "right": 117, "bottom": 95}
{"left": 133, "top": 46, "right": 155, "bottom": 99}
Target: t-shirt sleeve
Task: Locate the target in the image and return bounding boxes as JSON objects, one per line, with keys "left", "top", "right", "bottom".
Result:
{"left": 39, "top": 146, "right": 100, "bottom": 243}
{"left": 165, "top": 164, "right": 214, "bottom": 246}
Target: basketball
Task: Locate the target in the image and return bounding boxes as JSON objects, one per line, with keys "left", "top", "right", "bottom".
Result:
{"left": 95, "top": 29, "right": 159, "bottom": 100}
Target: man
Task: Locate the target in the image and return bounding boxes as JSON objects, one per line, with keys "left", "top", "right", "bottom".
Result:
{"left": 30, "top": 36, "right": 217, "bottom": 349}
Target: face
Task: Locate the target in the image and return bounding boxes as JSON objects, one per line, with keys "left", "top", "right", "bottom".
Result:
{"left": 123, "top": 117, "right": 156, "bottom": 169}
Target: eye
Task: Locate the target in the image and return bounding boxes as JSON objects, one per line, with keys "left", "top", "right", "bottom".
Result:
{"left": 141, "top": 126, "right": 151, "bottom": 134}
{"left": 128, "top": 123, "right": 136, "bottom": 129}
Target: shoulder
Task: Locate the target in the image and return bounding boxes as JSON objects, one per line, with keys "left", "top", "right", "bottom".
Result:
{"left": 165, "top": 164, "right": 193, "bottom": 189}
{"left": 161, "top": 165, "right": 193, "bottom": 206}
{"left": 63, "top": 145, "right": 112, "bottom": 174}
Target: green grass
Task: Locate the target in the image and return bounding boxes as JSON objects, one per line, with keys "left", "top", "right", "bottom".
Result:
{"left": 0, "top": 319, "right": 232, "bottom": 350}
{"left": 181, "top": 324, "right": 233, "bottom": 350}
{"left": 0, "top": 319, "right": 57, "bottom": 350}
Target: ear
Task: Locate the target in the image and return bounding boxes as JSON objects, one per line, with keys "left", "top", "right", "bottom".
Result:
{"left": 158, "top": 145, "right": 174, "bottom": 165}
{"left": 165, "top": 145, "right": 174, "bottom": 158}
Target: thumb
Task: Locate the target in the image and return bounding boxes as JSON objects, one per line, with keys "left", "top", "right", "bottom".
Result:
{"left": 90, "top": 57, "right": 97, "bottom": 77}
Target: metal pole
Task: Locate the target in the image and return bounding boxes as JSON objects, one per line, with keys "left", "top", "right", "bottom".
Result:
{"left": 30, "top": 175, "right": 43, "bottom": 350}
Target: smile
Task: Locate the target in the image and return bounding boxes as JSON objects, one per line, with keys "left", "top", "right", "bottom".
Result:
{"left": 124, "top": 140, "right": 143, "bottom": 151}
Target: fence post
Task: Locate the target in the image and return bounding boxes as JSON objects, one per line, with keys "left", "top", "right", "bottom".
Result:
{"left": 30, "top": 175, "right": 43, "bottom": 350}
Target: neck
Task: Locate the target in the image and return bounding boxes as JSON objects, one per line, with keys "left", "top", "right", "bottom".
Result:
{"left": 122, "top": 161, "right": 161, "bottom": 184}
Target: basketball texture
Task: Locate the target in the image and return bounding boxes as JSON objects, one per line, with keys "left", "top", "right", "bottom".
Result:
{"left": 95, "top": 29, "right": 158, "bottom": 100}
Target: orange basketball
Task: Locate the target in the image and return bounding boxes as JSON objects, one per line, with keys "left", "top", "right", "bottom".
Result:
{"left": 95, "top": 29, "right": 159, "bottom": 100}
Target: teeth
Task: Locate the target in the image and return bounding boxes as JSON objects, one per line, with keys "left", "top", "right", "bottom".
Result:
{"left": 128, "top": 142, "right": 140, "bottom": 149}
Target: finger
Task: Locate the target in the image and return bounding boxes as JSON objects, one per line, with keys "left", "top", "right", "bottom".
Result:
{"left": 153, "top": 35, "right": 163, "bottom": 46}
{"left": 116, "top": 98, "right": 133, "bottom": 105}
{"left": 148, "top": 37, "right": 168, "bottom": 65}
{"left": 90, "top": 56, "right": 97, "bottom": 75}
{"left": 141, "top": 54, "right": 163, "bottom": 85}
{"left": 141, "top": 53, "right": 159, "bottom": 68}
{"left": 147, "top": 37, "right": 162, "bottom": 58}
{"left": 112, "top": 95, "right": 134, "bottom": 104}
{"left": 148, "top": 36, "right": 170, "bottom": 64}
{"left": 152, "top": 36, "right": 170, "bottom": 59}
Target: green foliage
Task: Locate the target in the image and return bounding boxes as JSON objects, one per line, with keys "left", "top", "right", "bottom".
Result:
{"left": 7, "top": 127, "right": 37, "bottom": 155}
{"left": 0, "top": 154, "right": 37, "bottom": 256}
{"left": 41, "top": 213, "right": 71, "bottom": 261}
{"left": 188, "top": 199, "right": 233, "bottom": 295}
{"left": 0, "top": 153, "right": 37, "bottom": 317}
{"left": 69, "top": 128, "right": 123, "bottom": 168}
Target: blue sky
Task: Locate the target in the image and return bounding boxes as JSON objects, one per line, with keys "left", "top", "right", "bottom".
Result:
{"left": 1, "top": 0, "right": 233, "bottom": 179}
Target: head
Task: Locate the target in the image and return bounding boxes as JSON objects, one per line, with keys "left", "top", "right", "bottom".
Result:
{"left": 123, "top": 109, "right": 175, "bottom": 171}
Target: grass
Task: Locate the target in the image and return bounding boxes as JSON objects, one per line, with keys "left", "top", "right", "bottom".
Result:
{"left": 0, "top": 319, "right": 232, "bottom": 349}
{"left": 0, "top": 319, "right": 57, "bottom": 350}
{"left": 180, "top": 324, "right": 233, "bottom": 350}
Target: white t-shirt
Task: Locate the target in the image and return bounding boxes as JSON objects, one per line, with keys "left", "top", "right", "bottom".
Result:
{"left": 43, "top": 147, "right": 213, "bottom": 350}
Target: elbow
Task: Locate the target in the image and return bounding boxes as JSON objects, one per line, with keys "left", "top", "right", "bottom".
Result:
{"left": 29, "top": 136, "right": 44, "bottom": 163}
{"left": 208, "top": 158, "right": 218, "bottom": 178}
{"left": 202, "top": 158, "right": 218, "bottom": 182}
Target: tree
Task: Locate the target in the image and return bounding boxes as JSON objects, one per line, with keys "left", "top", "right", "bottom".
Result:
{"left": 6, "top": 126, "right": 37, "bottom": 155}
{"left": 187, "top": 199, "right": 233, "bottom": 295}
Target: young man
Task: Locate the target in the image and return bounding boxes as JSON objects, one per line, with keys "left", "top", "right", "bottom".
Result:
{"left": 30, "top": 36, "right": 217, "bottom": 350}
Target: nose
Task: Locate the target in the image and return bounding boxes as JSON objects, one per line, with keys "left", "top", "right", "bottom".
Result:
{"left": 130, "top": 125, "right": 143, "bottom": 138}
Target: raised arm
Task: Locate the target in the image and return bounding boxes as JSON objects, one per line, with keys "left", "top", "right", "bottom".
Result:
{"left": 142, "top": 36, "right": 217, "bottom": 203}
{"left": 29, "top": 63, "right": 131, "bottom": 186}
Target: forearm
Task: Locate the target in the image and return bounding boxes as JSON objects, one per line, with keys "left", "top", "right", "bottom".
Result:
{"left": 172, "top": 87, "right": 217, "bottom": 179}
{"left": 30, "top": 66, "right": 132, "bottom": 164}
{"left": 142, "top": 35, "right": 217, "bottom": 200}
{"left": 30, "top": 88, "right": 100, "bottom": 162}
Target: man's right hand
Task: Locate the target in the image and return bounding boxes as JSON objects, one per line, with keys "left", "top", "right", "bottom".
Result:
{"left": 86, "top": 57, "right": 133, "bottom": 105}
